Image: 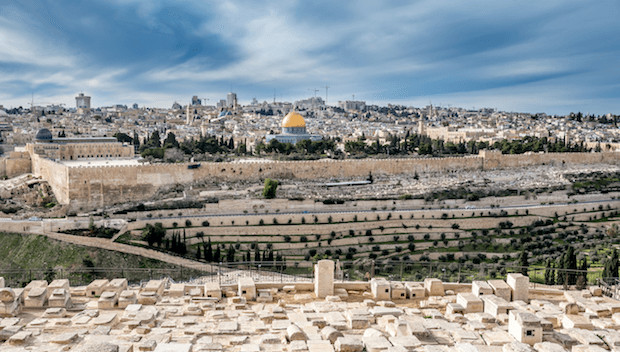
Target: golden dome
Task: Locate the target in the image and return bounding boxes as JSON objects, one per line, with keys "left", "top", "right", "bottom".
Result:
{"left": 281, "top": 111, "right": 306, "bottom": 128}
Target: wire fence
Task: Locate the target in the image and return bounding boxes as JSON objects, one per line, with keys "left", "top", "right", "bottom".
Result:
{"left": 0, "top": 260, "right": 606, "bottom": 289}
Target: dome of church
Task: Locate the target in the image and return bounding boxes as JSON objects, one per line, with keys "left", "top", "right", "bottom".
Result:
{"left": 281, "top": 111, "right": 306, "bottom": 128}
{"left": 35, "top": 128, "right": 53, "bottom": 141}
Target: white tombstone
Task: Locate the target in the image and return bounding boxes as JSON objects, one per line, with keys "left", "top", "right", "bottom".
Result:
{"left": 204, "top": 282, "right": 222, "bottom": 299}
{"left": 23, "top": 280, "right": 47, "bottom": 297}
{"left": 314, "top": 260, "right": 334, "bottom": 298}
{"left": 456, "top": 293, "right": 483, "bottom": 313}
{"left": 508, "top": 310, "right": 542, "bottom": 345}
{"left": 86, "top": 279, "right": 110, "bottom": 297}
{"left": 391, "top": 282, "right": 407, "bottom": 300}
{"left": 424, "top": 278, "right": 445, "bottom": 296}
{"left": 24, "top": 286, "right": 47, "bottom": 308}
{"left": 238, "top": 277, "right": 256, "bottom": 301}
{"left": 105, "top": 279, "right": 128, "bottom": 295}
{"left": 481, "top": 294, "right": 512, "bottom": 317}
{"left": 118, "top": 290, "right": 137, "bottom": 308}
{"left": 48, "top": 288, "right": 71, "bottom": 308}
{"left": 0, "top": 288, "right": 22, "bottom": 317}
{"left": 472, "top": 281, "right": 493, "bottom": 297}
{"left": 370, "top": 278, "right": 391, "bottom": 300}
{"left": 98, "top": 291, "right": 119, "bottom": 309}
{"left": 405, "top": 282, "right": 425, "bottom": 299}
{"left": 488, "top": 280, "right": 511, "bottom": 301}
{"left": 507, "top": 273, "right": 529, "bottom": 302}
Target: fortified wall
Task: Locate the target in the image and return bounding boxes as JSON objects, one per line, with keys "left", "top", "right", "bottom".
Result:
{"left": 0, "top": 151, "right": 31, "bottom": 178}
{"left": 27, "top": 150, "right": 620, "bottom": 208}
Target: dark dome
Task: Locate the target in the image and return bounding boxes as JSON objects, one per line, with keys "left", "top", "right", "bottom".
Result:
{"left": 35, "top": 128, "right": 53, "bottom": 141}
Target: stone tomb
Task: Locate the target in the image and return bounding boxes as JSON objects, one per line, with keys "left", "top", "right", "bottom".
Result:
{"left": 472, "top": 280, "right": 493, "bottom": 297}
{"left": 391, "top": 282, "right": 407, "bottom": 300}
{"left": 370, "top": 278, "right": 391, "bottom": 301}
{"left": 204, "top": 282, "right": 222, "bottom": 300}
{"left": 0, "top": 288, "right": 22, "bottom": 317}
{"left": 405, "top": 282, "right": 425, "bottom": 299}
{"left": 507, "top": 273, "right": 529, "bottom": 302}
{"left": 86, "top": 279, "right": 110, "bottom": 297}
{"left": 456, "top": 293, "right": 483, "bottom": 313}
{"left": 508, "top": 310, "right": 542, "bottom": 345}
{"left": 424, "top": 278, "right": 444, "bottom": 297}
{"left": 24, "top": 281, "right": 48, "bottom": 308}
{"left": 481, "top": 294, "right": 512, "bottom": 317}
{"left": 315, "top": 259, "right": 334, "bottom": 298}
{"left": 238, "top": 277, "right": 256, "bottom": 301}
{"left": 488, "top": 280, "right": 512, "bottom": 301}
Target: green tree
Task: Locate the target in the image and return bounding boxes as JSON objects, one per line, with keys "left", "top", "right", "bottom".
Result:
{"left": 544, "top": 259, "right": 555, "bottom": 285}
{"left": 142, "top": 223, "right": 166, "bottom": 247}
{"left": 518, "top": 250, "right": 529, "bottom": 276}
{"left": 603, "top": 249, "right": 619, "bottom": 279}
{"left": 262, "top": 178, "right": 279, "bottom": 199}
{"left": 563, "top": 246, "right": 578, "bottom": 285}
{"left": 204, "top": 239, "right": 213, "bottom": 262}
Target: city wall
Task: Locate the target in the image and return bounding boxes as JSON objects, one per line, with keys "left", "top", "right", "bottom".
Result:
{"left": 28, "top": 151, "right": 620, "bottom": 208}
{"left": 0, "top": 152, "right": 31, "bottom": 178}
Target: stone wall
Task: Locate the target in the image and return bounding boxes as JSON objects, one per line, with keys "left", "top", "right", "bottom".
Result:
{"left": 0, "top": 151, "right": 31, "bottom": 178}
{"left": 27, "top": 151, "right": 620, "bottom": 208}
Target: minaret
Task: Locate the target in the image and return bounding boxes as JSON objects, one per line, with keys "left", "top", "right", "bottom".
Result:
{"left": 418, "top": 116, "right": 426, "bottom": 136}
{"left": 186, "top": 104, "right": 193, "bottom": 125}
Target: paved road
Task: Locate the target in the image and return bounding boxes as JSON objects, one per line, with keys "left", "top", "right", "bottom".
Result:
{"left": 41, "top": 231, "right": 216, "bottom": 272}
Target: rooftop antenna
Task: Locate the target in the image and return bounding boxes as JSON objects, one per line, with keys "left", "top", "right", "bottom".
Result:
{"left": 352, "top": 94, "right": 355, "bottom": 100}
{"left": 273, "top": 89, "right": 276, "bottom": 103}
{"left": 324, "top": 85, "right": 329, "bottom": 105}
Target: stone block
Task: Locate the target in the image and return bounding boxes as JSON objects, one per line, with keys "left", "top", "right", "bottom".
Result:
{"left": 24, "top": 286, "right": 47, "bottom": 307}
{"left": 204, "top": 282, "right": 222, "bottom": 299}
{"left": 363, "top": 334, "right": 392, "bottom": 352}
{"left": 7, "top": 331, "right": 31, "bottom": 345}
{"left": 308, "top": 340, "right": 335, "bottom": 352}
{"left": 48, "top": 279, "right": 70, "bottom": 293}
{"left": 488, "top": 280, "right": 512, "bottom": 302}
{"left": 482, "top": 294, "right": 512, "bottom": 317}
{"left": 322, "top": 325, "right": 344, "bottom": 343}
{"left": 472, "top": 280, "right": 493, "bottom": 297}
{"left": 315, "top": 259, "right": 335, "bottom": 298}
{"left": 371, "top": 278, "right": 391, "bottom": 300}
{"left": 335, "top": 336, "right": 364, "bottom": 352}
{"left": 287, "top": 323, "right": 307, "bottom": 341}
{"left": 98, "top": 291, "right": 119, "bottom": 309}
{"left": 238, "top": 277, "right": 256, "bottom": 301}
{"left": 508, "top": 310, "right": 542, "bottom": 346}
{"left": 137, "top": 290, "right": 159, "bottom": 305}
{"left": 405, "top": 282, "right": 425, "bottom": 299}
{"left": 456, "top": 293, "right": 483, "bottom": 313}
{"left": 424, "top": 278, "right": 444, "bottom": 297}
{"left": 389, "top": 335, "right": 422, "bottom": 350}
{"left": 533, "top": 342, "right": 567, "bottom": 352}
{"left": 391, "top": 282, "right": 407, "bottom": 300}
{"left": 481, "top": 330, "right": 513, "bottom": 346}
{"left": 506, "top": 274, "right": 529, "bottom": 302}
{"left": 561, "top": 314, "right": 593, "bottom": 330}
{"left": 0, "top": 288, "right": 22, "bottom": 317}
{"left": 105, "top": 278, "right": 128, "bottom": 294}
{"left": 118, "top": 290, "right": 137, "bottom": 308}
{"left": 48, "top": 288, "right": 71, "bottom": 308}
{"left": 143, "top": 280, "right": 165, "bottom": 296}
{"left": 86, "top": 279, "right": 110, "bottom": 297}
{"left": 51, "top": 332, "right": 78, "bottom": 344}
{"left": 168, "top": 283, "right": 185, "bottom": 298}
{"left": 446, "top": 302, "right": 465, "bottom": 315}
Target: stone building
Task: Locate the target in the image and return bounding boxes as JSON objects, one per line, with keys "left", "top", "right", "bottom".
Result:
{"left": 26, "top": 128, "right": 134, "bottom": 161}
{"left": 265, "top": 111, "right": 322, "bottom": 144}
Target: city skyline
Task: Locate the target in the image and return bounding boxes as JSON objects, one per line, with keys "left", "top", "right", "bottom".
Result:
{"left": 1, "top": 0, "right": 619, "bottom": 115}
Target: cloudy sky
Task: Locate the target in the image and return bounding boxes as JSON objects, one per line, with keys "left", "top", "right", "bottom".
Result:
{"left": 1, "top": 0, "right": 619, "bottom": 114}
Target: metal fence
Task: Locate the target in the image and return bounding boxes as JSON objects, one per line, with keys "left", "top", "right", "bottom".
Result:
{"left": 0, "top": 259, "right": 604, "bottom": 289}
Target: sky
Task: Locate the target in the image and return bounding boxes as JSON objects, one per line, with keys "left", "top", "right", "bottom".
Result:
{"left": 0, "top": 0, "right": 619, "bottom": 115}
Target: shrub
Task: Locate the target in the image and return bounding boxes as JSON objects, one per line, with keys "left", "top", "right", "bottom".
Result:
{"left": 185, "top": 220, "right": 192, "bottom": 227}
{"left": 202, "top": 220, "right": 210, "bottom": 227}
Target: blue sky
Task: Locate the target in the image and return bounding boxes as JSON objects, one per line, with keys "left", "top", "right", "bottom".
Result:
{"left": 1, "top": 0, "right": 619, "bottom": 115}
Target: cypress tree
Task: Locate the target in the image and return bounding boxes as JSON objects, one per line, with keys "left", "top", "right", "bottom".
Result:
{"left": 544, "top": 259, "right": 555, "bottom": 285}
{"left": 205, "top": 239, "right": 213, "bottom": 262}
{"left": 518, "top": 250, "right": 529, "bottom": 276}
{"left": 214, "top": 247, "right": 220, "bottom": 262}
{"left": 255, "top": 245, "right": 261, "bottom": 262}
